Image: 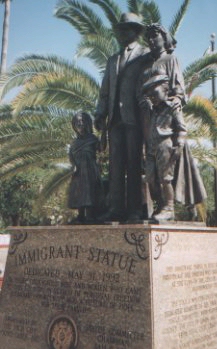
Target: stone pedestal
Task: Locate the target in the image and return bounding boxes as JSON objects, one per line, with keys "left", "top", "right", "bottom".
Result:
{"left": 0, "top": 224, "right": 217, "bottom": 349}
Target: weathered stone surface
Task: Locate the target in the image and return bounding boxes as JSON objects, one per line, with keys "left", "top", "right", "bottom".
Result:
{"left": 1, "top": 224, "right": 217, "bottom": 349}
{"left": 0, "top": 225, "right": 151, "bottom": 349}
{"left": 151, "top": 225, "right": 217, "bottom": 349}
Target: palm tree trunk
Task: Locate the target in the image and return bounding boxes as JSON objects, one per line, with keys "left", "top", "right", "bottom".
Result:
{"left": 0, "top": 0, "right": 11, "bottom": 75}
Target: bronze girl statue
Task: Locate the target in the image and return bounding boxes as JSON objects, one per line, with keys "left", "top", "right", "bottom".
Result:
{"left": 68, "top": 111, "right": 104, "bottom": 223}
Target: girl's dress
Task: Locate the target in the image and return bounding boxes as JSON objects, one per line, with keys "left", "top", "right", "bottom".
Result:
{"left": 68, "top": 133, "right": 103, "bottom": 210}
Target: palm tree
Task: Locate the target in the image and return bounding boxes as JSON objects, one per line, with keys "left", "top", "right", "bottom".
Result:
{"left": 53, "top": 0, "right": 190, "bottom": 71}
{"left": 0, "top": 54, "right": 99, "bottom": 115}
{"left": 0, "top": 0, "right": 217, "bottom": 209}
{"left": 0, "top": 0, "right": 11, "bottom": 74}
{"left": 0, "top": 0, "right": 193, "bottom": 115}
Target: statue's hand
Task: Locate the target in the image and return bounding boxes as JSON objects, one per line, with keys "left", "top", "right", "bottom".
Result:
{"left": 168, "top": 96, "right": 182, "bottom": 111}
{"left": 171, "top": 146, "right": 182, "bottom": 161}
{"left": 139, "top": 95, "right": 152, "bottom": 110}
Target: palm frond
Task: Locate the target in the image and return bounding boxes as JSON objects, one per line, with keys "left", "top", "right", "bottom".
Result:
{"left": 189, "top": 142, "right": 217, "bottom": 168}
{"left": 0, "top": 104, "right": 78, "bottom": 181}
{"left": 38, "top": 167, "right": 72, "bottom": 203}
{"left": 89, "top": 0, "right": 121, "bottom": 27}
{"left": 169, "top": 0, "right": 191, "bottom": 36}
{"left": 0, "top": 106, "right": 75, "bottom": 144}
{"left": 76, "top": 34, "right": 118, "bottom": 74}
{"left": 0, "top": 55, "right": 63, "bottom": 98}
{"left": 186, "top": 117, "right": 211, "bottom": 140}
{"left": 0, "top": 133, "right": 69, "bottom": 175}
{"left": 129, "top": 1, "right": 161, "bottom": 47}
{"left": 183, "top": 53, "right": 217, "bottom": 83}
{"left": 0, "top": 103, "right": 13, "bottom": 121}
{"left": 140, "top": 1, "right": 161, "bottom": 25}
{"left": 54, "top": 0, "right": 107, "bottom": 35}
{"left": 185, "top": 67, "right": 216, "bottom": 96}
{"left": 127, "top": 0, "right": 144, "bottom": 14}
{"left": 18, "top": 105, "right": 75, "bottom": 120}
{"left": 0, "top": 118, "right": 51, "bottom": 144}
{"left": 11, "top": 72, "right": 99, "bottom": 116}
{"left": 0, "top": 135, "right": 65, "bottom": 161}
{"left": 0, "top": 113, "right": 73, "bottom": 148}
{"left": 213, "top": 98, "right": 217, "bottom": 109}
{"left": 197, "top": 202, "right": 207, "bottom": 222}
{"left": 184, "top": 96, "right": 217, "bottom": 140}
{"left": 0, "top": 155, "right": 69, "bottom": 180}
{"left": 0, "top": 54, "right": 91, "bottom": 100}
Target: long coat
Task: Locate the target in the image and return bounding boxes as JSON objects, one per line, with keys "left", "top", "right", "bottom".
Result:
{"left": 174, "top": 143, "right": 207, "bottom": 205}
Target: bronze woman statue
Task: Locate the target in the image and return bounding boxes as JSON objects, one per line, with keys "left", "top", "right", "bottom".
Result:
{"left": 139, "top": 23, "right": 207, "bottom": 222}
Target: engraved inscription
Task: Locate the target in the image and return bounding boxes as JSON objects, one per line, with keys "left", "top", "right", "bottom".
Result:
{"left": 14, "top": 245, "right": 138, "bottom": 275}
{"left": 161, "top": 262, "right": 217, "bottom": 348}
{"left": 0, "top": 315, "right": 39, "bottom": 342}
{"left": 0, "top": 227, "right": 151, "bottom": 349}
{"left": 5, "top": 272, "right": 143, "bottom": 314}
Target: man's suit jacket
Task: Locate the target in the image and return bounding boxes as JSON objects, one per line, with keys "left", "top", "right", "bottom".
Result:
{"left": 96, "top": 42, "right": 148, "bottom": 127}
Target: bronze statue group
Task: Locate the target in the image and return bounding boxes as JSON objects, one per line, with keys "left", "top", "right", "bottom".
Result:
{"left": 67, "top": 13, "right": 207, "bottom": 224}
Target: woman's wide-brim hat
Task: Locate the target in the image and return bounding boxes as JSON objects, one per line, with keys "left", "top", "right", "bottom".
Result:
{"left": 116, "top": 12, "right": 144, "bottom": 31}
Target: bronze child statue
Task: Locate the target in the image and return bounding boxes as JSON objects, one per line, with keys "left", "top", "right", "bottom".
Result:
{"left": 68, "top": 111, "right": 103, "bottom": 223}
{"left": 142, "top": 74, "right": 207, "bottom": 222}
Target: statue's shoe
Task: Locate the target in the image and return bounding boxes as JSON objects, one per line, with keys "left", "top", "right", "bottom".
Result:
{"left": 153, "top": 208, "right": 175, "bottom": 222}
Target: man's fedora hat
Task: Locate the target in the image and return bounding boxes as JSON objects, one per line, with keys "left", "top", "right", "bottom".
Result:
{"left": 116, "top": 12, "right": 144, "bottom": 31}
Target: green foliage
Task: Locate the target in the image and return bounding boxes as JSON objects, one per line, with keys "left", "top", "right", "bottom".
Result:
{"left": 0, "top": 174, "right": 38, "bottom": 227}
{"left": 184, "top": 96, "right": 217, "bottom": 141}
{"left": 76, "top": 34, "right": 119, "bottom": 73}
{"left": 169, "top": 0, "right": 191, "bottom": 36}
{"left": 54, "top": 0, "right": 108, "bottom": 35}
{"left": 183, "top": 53, "right": 217, "bottom": 96}
{"left": 38, "top": 166, "right": 72, "bottom": 204}
{"left": 0, "top": 106, "right": 72, "bottom": 175}
{"left": 0, "top": 103, "right": 13, "bottom": 121}
{"left": 0, "top": 55, "right": 99, "bottom": 115}
{"left": 89, "top": 0, "right": 121, "bottom": 26}
{"left": 199, "top": 164, "right": 216, "bottom": 226}
{"left": 139, "top": 1, "right": 161, "bottom": 25}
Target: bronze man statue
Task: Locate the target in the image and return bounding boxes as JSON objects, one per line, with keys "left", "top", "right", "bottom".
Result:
{"left": 95, "top": 13, "right": 147, "bottom": 222}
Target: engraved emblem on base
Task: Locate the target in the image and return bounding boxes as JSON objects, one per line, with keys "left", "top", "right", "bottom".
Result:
{"left": 153, "top": 232, "right": 169, "bottom": 260}
{"left": 47, "top": 314, "right": 78, "bottom": 349}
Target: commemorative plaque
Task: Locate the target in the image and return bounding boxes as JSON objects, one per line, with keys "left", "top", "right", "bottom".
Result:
{"left": 0, "top": 225, "right": 152, "bottom": 349}
{"left": 1, "top": 224, "right": 217, "bottom": 349}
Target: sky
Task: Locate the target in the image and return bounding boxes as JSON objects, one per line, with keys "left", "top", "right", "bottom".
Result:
{"left": 0, "top": 0, "right": 217, "bottom": 99}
